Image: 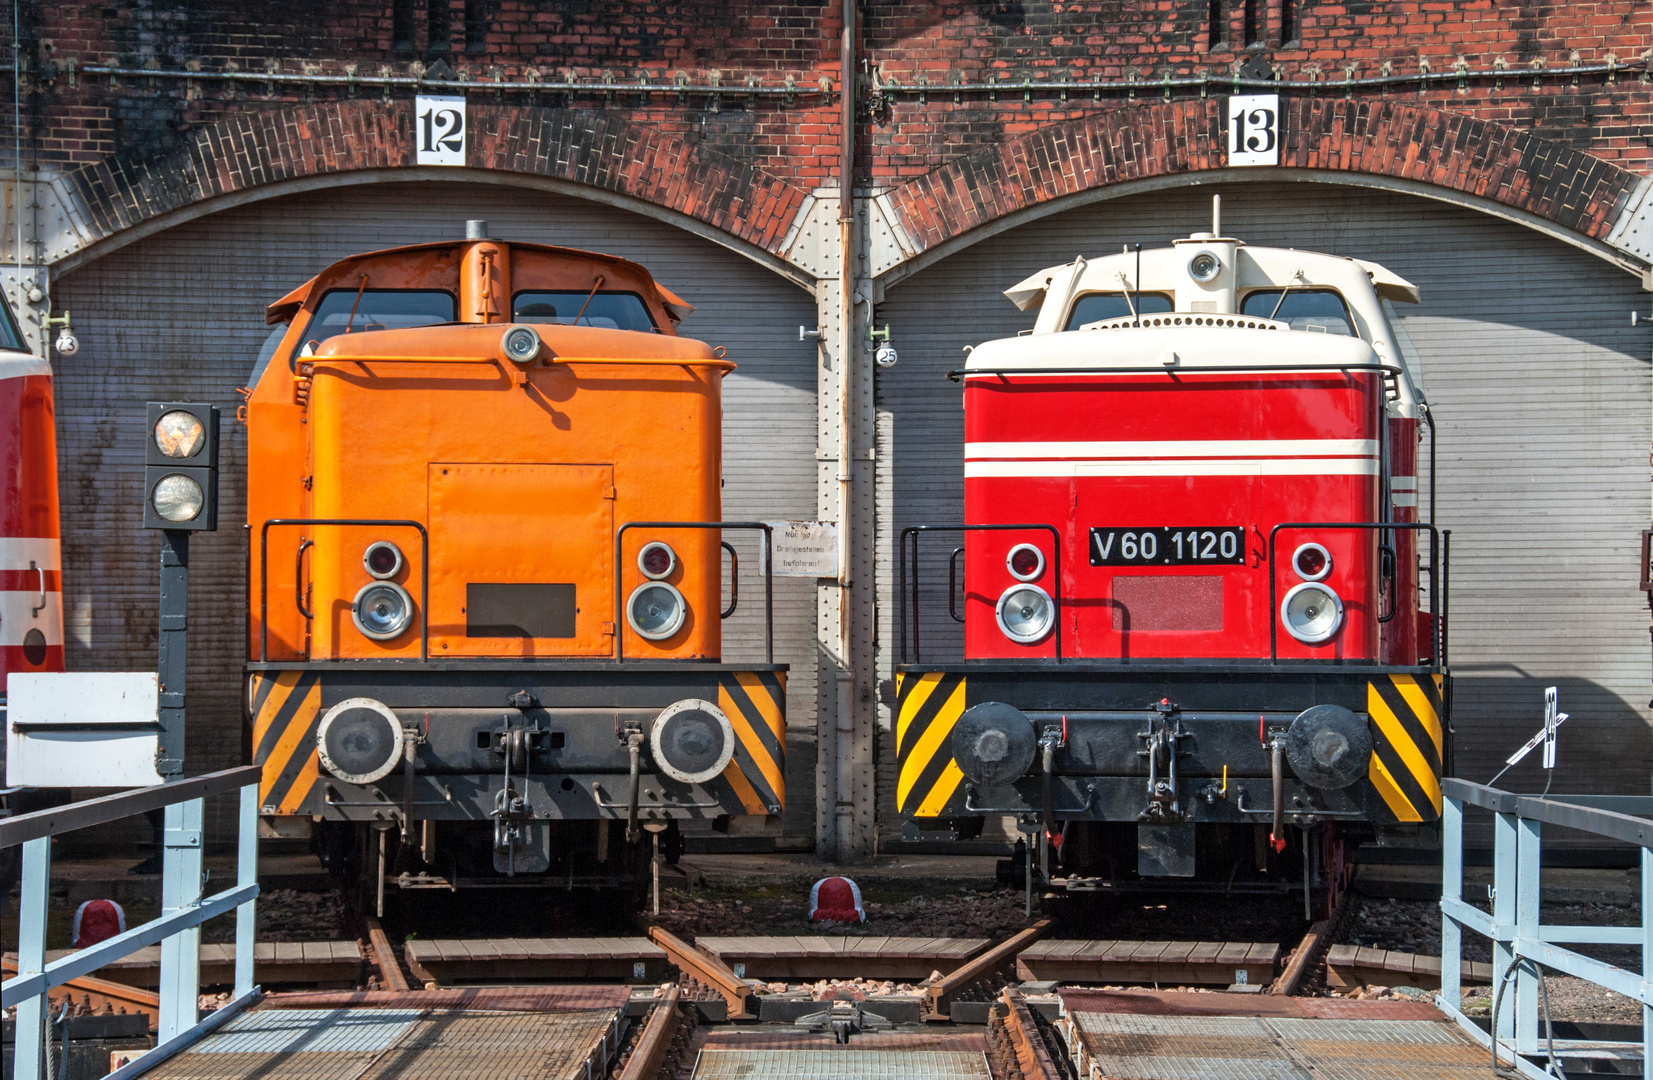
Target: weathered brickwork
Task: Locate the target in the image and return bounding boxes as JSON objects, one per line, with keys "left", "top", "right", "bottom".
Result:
{"left": 6, "top": 1, "right": 1653, "bottom": 260}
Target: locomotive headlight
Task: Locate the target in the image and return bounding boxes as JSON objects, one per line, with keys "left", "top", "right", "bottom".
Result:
{"left": 628, "top": 581, "right": 687, "bottom": 640}
{"left": 316, "top": 697, "right": 405, "bottom": 785}
{"left": 1188, "top": 251, "right": 1222, "bottom": 282}
{"left": 363, "top": 540, "right": 405, "bottom": 580}
{"left": 1006, "top": 543, "right": 1044, "bottom": 582}
{"left": 1292, "top": 542, "right": 1332, "bottom": 582}
{"left": 151, "top": 474, "right": 205, "bottom": 522}
{"left": 502, "top": 325, "right": 542, "bottom": 364}
{"left": 1281, "top": 581, "right": 1344, "bottom": 644}
{"left": 638, "top": 541, "right": 677, "bottom": 580}
{"left": 353, "top": 581, "right": 413, "bottom": 640}
{"left": 996, "top": 583, "right": 1055, "bottom": 645}
{"left": 154, "top": 410, "right": 206, "bottom": 458}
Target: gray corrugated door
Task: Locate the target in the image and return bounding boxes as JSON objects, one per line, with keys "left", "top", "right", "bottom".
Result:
{"left": 52, "top": 179, "right": 820, "bottom": 846}
{"left": 876, "top": 182, "right": 1650, "bottom": 846}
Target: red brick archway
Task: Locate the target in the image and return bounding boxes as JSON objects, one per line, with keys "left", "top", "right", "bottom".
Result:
{"left": 881, "top": 98, "right": 1643, "bottom": 261}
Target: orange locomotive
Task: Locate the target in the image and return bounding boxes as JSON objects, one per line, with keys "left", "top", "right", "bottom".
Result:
{"left": 245, "top": 222, "right": 784, "bottom": 903}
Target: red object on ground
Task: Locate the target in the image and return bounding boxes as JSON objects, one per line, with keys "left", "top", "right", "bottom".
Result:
{"left": 72, "top": 899, "right": 125, "bottom": 947}
{"left": 810, "top": 877, "right": 866, "bottom": 923}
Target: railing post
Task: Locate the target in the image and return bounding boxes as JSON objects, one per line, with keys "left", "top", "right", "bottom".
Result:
{"left": 1515, "top": 814, "right": 1541, "bottom": 1055}
{"left": 1491, "top": 807, "right": 1517, "bottom": 1050}
{"left": 235, "top": 783, "right": 259, "bottom": 998}
{"left": 1440, "top": 794, "right": 1463, "bottom": 1012}
{"left": 1642, "top": 844, "right": 1653, "bottom": 1080}
{"left": 159, "top": 797, "right": 204, "bottom": 1041}
{"left": 14, "top": 836, "right": 51, "bottom": 1080}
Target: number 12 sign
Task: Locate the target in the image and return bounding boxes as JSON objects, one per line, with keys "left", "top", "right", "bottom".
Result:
{"left": 1227, "top": 94, "right": 1279, "bottom": 167}
{"left": 416, "top": 95, "right": 466, "bottom": 166}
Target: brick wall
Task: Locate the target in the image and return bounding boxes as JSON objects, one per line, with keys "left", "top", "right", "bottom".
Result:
{"left": 7, "top": 2, "right": 1652, "bottom": 209}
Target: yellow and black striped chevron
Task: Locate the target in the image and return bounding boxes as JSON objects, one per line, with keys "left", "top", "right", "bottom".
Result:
{"left": 895, "top": 671, "right": 968, "bottom": 817}
{"left": 249, "top": 670, "right": 324, "bottom": 815}
{"left": 715, "top": 671, "right": 787, "bottom": 816}
{"left": 1365, "top": 673, "right": 1445, "bottom": 823}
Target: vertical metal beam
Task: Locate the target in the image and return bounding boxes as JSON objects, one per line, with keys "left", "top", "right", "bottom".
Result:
{"left": 155, "top": 529, "right": 189, "bottom": 777}
{"left": 1515, "top": 815, "right": 1541, "bottom": 1055}
{"left": 1439, "top": 795, "right": 1463, "bottom": 1011}
{"left": 14, "top": 836, "right": 51, "bottom": 1080}
{"left": 159, "top": 798, "right": 204, "bottom": 1041}
{"left": 1642, "top": 844, "right": 1653, "bottom": 1080}
{"left": 234, "top": 783, "right": 258, "bottom": 999}
{"left": 1491, "top": 809, "right": 1517, "bottom": 1048}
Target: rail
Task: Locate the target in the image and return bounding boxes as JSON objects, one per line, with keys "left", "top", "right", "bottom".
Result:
{"left": 927, "top": 919, "right": 1051, "bottom": 1017}
{"left": 898, "top": 524, "right": 1063, "bottom": 664}
{"left": 647, "top": 926, "right": 753, "bottom": 1020}
{"left": 1265, "top": 521, "right": 1448, "bottom": 667}
{"left": 1439, "top": 777, "right": 1653, "bottom": 1079}
{"left": 0, "top": 766, "right": 262, "bottom": 1080}
{"left": 259, "top": 518, "right": 430, "bottom": 661}
{"left": 949, "top": 362, "right": 1407, "bottom": 401}
{"left": 614, "top": 522, "right": 774, "bottom": 664}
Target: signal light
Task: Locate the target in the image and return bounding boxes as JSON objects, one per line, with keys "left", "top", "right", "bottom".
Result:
{"left": 363, "top": 541, "right": 405, "bottom": 579}
{"left": 143, "top": 402, "right": 219, "bottom": 531}
{"left": 353, "top": 581, "right": 414, "bottom": 640}
{"left": 1292, "top": 542, "right": 1331, "bottom": 581}
{"left": 638, "top": 541, "right": 677, "bottom": 580}
{"left": 1006, "top": 543, "right": 1044, "bottom": 582}
{"left": 996, "top": 583, "right": 1055, "bottom": 645}
{"left": 1281, "top": 581, "right": 1343, "bottom": 644}
{"left": 628, "top": 581, "right": 686, "bottom": 640}
{"left": 502, "top": 325, "right": 542, "bottom": 364}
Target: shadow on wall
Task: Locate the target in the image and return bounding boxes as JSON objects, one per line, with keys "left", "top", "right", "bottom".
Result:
{"left": 1448, "top": 672, "right": 1651, "bottom": 795}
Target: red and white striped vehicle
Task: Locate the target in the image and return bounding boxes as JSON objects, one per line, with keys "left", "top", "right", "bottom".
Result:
{"left": 0, "top": 299, "right": 63, "bottom": 687}
{"left": 897, "top": 202, "right": 1449, "bottom": 907}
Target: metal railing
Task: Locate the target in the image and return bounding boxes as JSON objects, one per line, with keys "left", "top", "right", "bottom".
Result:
{"left": 259, "top": 518, "right": 431, "bottom": 661}
{"left": 614, "top": 522, "right": 774, "bottom": 663}
{"left": 898, "top": 523, "right": 1063, "bottom": 663}
{"left": 1440, "top": 777, "right": 1653, "bottom": 1079}
{"left": 0, "top": 766, "right": 262, "bottom": 1080}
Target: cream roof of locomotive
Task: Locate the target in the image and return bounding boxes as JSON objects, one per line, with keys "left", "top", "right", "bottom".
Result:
{"left": 0, "top": 353, "right": 50, "bottom": 380}
{"left": 990, "top": 236, "right": 1423, "bottom": 414}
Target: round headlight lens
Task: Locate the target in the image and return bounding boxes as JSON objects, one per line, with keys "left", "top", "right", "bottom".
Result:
{"left": 996, "top": 583, "right": 1055, "bottom": 645}
{"left": 363, "top": 540, "right": 404, "bottom": 580}
{"left": 353, "top": 582, "right": 413, "bottom": 641}
{"left": 1281, "top": 581, "right": 1344, "bottom": 644}
{"left": 1292, "top": 542, "right": 1331, "bottom": 581}
{"left": 1006, "top": 543, "right": 1044, "bottom": 582}
{"left": 502, "top": 325, "right": 541, "bottom": 364}
{"left": 639, "top": 541, "right": 676, "bottom": 580}
{"left": 1188, "top": 251, "right": 1221, "bottom": 282}
{"left": 627, "top": 581, "right": 686, "bottom": 641}
{"left": 154, "top": 410, "right": 205, "bottom": 458}
{"left": 152, "top": 474, "right": 204, "bottom": 522}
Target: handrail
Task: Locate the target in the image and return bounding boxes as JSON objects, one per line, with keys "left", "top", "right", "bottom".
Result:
{"left": 1439, "top": 780, "right": 1653, "bottom": 1077}
{"left": 898, "top": 524, "right": 1063, "bottom": 664}
{"left": 3, "top": 771, "right": 263, "bottom": 1080}
{"left": 259, "top": 518, "right": 430, "bottom": 662}
{"left": 949, "top": 361, "right": 1406, "bottom": 384}
{"left": 614, "top": 522, "right": 774, "bottom": 664}
{"left": 308, "top": 353, "right": 735, "bottom": 372}
{"left": 1266, "top": 521, "right": 1445, "bottom": 668}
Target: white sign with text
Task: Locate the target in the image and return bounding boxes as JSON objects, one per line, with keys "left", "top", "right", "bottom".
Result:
{"left": 762, "top": 521, "right": 839, "bottom": 578}
{"left": 1227, "top": 94, "right": 1280, "bottom": 167}
{"left": 416, "top": 95, "right": 467, "bottom": 166}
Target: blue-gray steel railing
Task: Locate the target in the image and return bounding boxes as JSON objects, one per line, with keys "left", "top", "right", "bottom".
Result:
{"left": 1, "top": 765, "right": 262, "bottom": 1080}
{"left": 1440, "top": 776, "right": 1653, "bottom": 1080}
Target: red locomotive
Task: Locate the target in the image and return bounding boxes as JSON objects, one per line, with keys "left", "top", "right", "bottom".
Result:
{"left": 898, "top": 202, "right": 1447, "bottom": 907}
{"left": 1, "top": 299, "right": 63, "bottom": 689}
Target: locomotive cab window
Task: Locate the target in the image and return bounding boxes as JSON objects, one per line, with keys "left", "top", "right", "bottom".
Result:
{"left": 0, "top": 295, "right": 25, "bottom": 352}
{"left": 1065, "top": 292, "right": 1173, "bottom": 330}
{"left": 1240, "top": 288, "right": 1355, "bottom": 336}
{"left": 511, "top": 291, "right": 657, "bottom": 332}
{"left": 291, "top": 289, "right": 457, "bottom": 361}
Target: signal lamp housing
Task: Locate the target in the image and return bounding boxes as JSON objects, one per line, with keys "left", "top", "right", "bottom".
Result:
{"left": 1188, "top": 251, "right": 1222, "bottom": 282}
{"left": 628, "top": 581, "right": 687, "bottom": 641}
{"left": 1006, "top": 543, "right": 1044, "bottom": 582}
{"left": 143, "top": 402, "right": 220, "bottom": 531}
{"left": 353, "top": 581, "right": 414, "bottom": 641}
{"left": 1281, "top": 581, "right": 1343, "bottom": 644}
{"left": 363, "top": 540, "right": 405, "bottom": 580}
{"left": 1292, "top": 542, "right": 1332, "bottom": 581}
{"left": 638, "top": 541, "right": 677, "bottom": 580}
{"left": 996, "top": 582, "right": 1055, "bottom": 645}
{"left": 502, "top": 325, "right": 542, "bottom": 364}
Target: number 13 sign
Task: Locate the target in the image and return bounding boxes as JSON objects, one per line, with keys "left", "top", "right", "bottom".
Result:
{"left": 416, "top": 95, "right": 466, "bottom": 166}
{"left": 1227, "top": 94, "right": 1279, "bottom": 167}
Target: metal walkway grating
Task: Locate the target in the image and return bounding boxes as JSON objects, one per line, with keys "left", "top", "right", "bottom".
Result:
{"left": 142, "top": 1006, "right": 620, "bottom": 1080}
{"left": 691, "top": 1048, "right": 993, "bottom": 1078}
{"left": 1069, "top": 1013, "right": 1493, "bottom": 1080}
